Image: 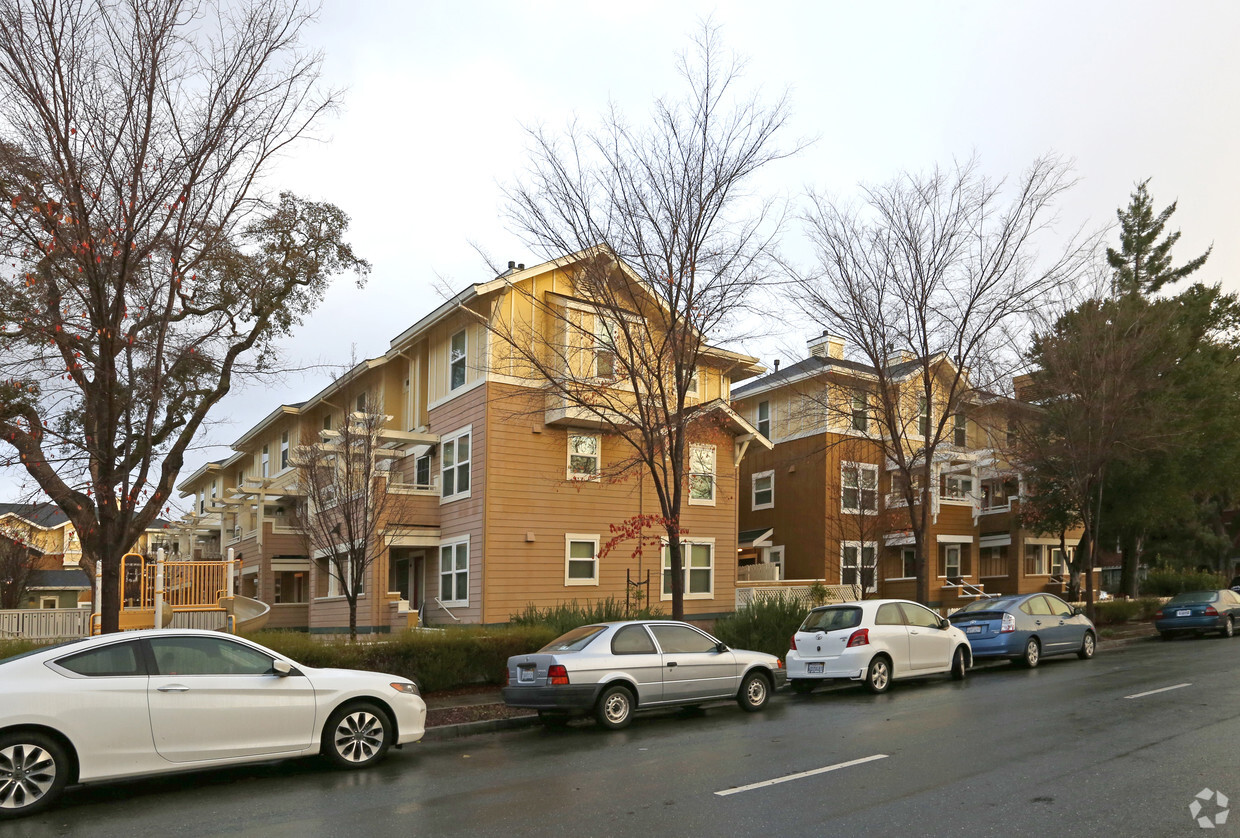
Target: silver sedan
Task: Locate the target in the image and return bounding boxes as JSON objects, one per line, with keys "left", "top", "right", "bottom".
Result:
{"left": 502, "top": 620, "right": 786, "bottom": 729}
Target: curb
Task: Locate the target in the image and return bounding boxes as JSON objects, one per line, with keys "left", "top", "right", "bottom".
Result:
{"left": 421, "top": 714, "right": 539, "bottom": 741}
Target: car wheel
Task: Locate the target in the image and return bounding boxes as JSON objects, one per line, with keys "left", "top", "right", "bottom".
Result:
{"left": 1077, "top": 631, "right": 1096, "bottom": 660}
{"left": 321, "top": 702, "right": 393, "bottom": 770}
{"left": 1221, "top": 617, "right": 1234, "bottom": 639}
{"left": 0, "top": 731, "right": 70, "bottom": 820}
{"left": 790, "top": 679, "right": 815, "bottom": 695}
{"left": 737, "top": 671, "right": 770, "bottom": 712}
{"left": 595, "top": 685, "right": 635, "bottom": 730}
{"left": 537, "top": 711, "right": 571, "bottom": 727}
{"left": 950, "top": 646, "right": 968, "bottom": 681}
{"left": 1021, "top": 637, "right": 1041, "bottom": 668}
{"left": 864, "top": 656, "right": 891, "bottom": 694}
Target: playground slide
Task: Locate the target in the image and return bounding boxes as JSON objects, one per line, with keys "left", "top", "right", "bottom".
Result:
{"left": 218, "top": 595, "right": 272, "bottom": 633}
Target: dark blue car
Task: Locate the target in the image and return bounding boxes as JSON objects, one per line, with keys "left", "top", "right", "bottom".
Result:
{"left": 1154, "top": 590, "right": 1240, "bottom": 640}
{"left": 947, "top": 593, "right": 1096, "bottom": 667}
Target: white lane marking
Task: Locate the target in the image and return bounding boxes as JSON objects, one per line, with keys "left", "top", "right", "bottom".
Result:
{"left": 1125, "top": 682, "right": 1191, "bottom": 699}
{"left": 715, "top": 754, "right": 889, "bottom": 797}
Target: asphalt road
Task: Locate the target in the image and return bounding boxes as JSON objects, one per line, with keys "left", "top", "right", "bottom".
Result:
{"left": 10, "top": 636, "right": 1239, "bottom": 838}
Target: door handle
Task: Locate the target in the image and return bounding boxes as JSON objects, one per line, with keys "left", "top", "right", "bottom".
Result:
{"left": 157, "top": 685, "right": 190, "bottom": 692}
{"left": 666, "top": 661, "right": 677, "bottom": 667}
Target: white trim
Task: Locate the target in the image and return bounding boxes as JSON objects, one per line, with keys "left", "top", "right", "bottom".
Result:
{"left": 840, "top": 461, "right": 879, "bottom": 515}
{"left": 840, "top": 540, "right": 878, "bottom": 593}
{"left": 978, "top": 534, "right": 1012, "bottom": 548}
{"left": 936, "top": 534, "right": 974, "bottom": 544}
{"left": 448, "top": 327, "right": 468, "bottom": 392}
{"left": 440, "top": 425, "right": 473, "bottom": 504}
{"left": 427, "top": 377, "right": 485, "bottom": 411}
{"left": 740, "top": 528, "right": 774, "bottom": 548}
{"left": 660, "top": 537, "right": 716, "bottom": 601}
{"left": 438, "top": 535, "right": 470, "bottom": 607}
{"left": 688, "top": 442, "right": 717, "bottom": 506}
{"left": 567, "top": 431, "right": 602, "bottom": 482}
{"left": 564, "top": 533, "right": 600, "bottom": 586}
{"left": 752, "top": 470, "right": 774, "bottom": 511}
{"left": 1024, "top": 537, "right": 1068, "bottom": 546}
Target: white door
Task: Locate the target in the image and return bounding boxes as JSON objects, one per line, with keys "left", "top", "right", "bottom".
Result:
{"left": 146, "top": 635, "right": 317, "bottom": 763}
{"left": 899, "top": 602, "right": 955, "bottom": 671}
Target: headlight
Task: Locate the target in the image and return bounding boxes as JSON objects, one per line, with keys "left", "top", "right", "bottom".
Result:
{"left": 390, "top": 681, "right": 420, "bottom": 696}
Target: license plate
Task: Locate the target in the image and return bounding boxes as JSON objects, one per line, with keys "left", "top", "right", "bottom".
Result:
{"left": 517, "top": 666, "right": 535, "bottom": 683}
{"left": 966, "top": 625, "right": 982, "bottom": 634}
{"left": 807, "top": 662, "right": 824, "bottom": 674}
{"left": 1176, "top": 609, "right": 1192, "bottom": 617}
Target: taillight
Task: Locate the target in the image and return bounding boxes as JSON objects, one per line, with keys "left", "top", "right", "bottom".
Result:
{"left": 548, "top": 664, "right": 570, "bottom": 685}
{"left": 1154, "top": 610, "right": 1164, "bottom": 619}
{"left": 1000, "top": 613, "right": 1016, "bottom": 633}
{"left": 503, "top": 667, "right": 511, "bottom": 686}
{"left": 1205, "top": 605, "right": 1218, "bottom": 616}
{"left": 846, "top": 628, "right": 869, "bottom": 647}
{"left": 789, "top": 634, "right": 798, "bottom": 653}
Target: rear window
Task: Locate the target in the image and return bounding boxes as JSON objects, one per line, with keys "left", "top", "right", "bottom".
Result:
{"left": 1168, "top": 591, "right": 1219, "bottom": 605}
{"left": 56, "top": 641, "right": 144, "bottom": 676}
{"left": 800, "top": 607, "right": 862, "bottom": 632}
{"left": 955, "top": 597, "right": 1017, "bottom": 614}
{"left": 540, "top": 625, "right": 607, "bottom": 652}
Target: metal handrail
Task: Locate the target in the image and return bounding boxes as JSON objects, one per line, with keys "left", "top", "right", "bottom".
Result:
{"left": 433, "top": 597, "right": 461, "bottom": 622}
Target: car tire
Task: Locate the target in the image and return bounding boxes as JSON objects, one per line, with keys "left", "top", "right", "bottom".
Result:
{"left": 1077, "top": 631, "right": 1096, "bottom": 660}
{"left": 1220, "top": 617, "right": 1234, "bottom": 639}
{"left": 537, "top": 711, "right": 571, "bottom": 727}
{"left": 864, "top": 656, "right": 891, "bottom": 694}
{"left": 737, "top": 671, "right": 770, "bottom": 712}
{"left": 790, "top": 680, "right": 815, "bottom": 695}
{"left": 595, "top": 685, "right": 635, "bottom": 730}
{"left": 950, "top": 646, "right": 968, "bottom": 681}
{"left": 1021, "top": 637, "right": 1041, "bottom": 668}
{"left": 321, "top": 702, "right": 393, "bottom": 770}
{"left": 0, "top": 730, "right": 70, "bottom": 820}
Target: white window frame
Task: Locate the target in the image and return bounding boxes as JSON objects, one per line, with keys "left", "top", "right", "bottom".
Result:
{"left": 752, "top": 470, "right": 774, "bottom": 511}
{"left": 1026, "top": 543, "right": 1049, "bottom": 576}
{"left": 439, "top": 536, "right": 469, "bottom": 607}
{"left": 841, "top": 541, "right": 878, "bottom": 593}
{"left": 440, "top": 426, "right": 472, "bottom": 503}
{"left": 564, "top": 534, "right": 600, "bottom": 586}
{"left": 280, "top": 430, "right": 289, "bottom": 471}
{"left": 890, "top": 546, "right": 917, "bottom": 581}
{"left": 953, "top": 413, "right": 967, "bottom": 447}
{"left": 594, "top": 314, "right": 618, "bottom": 378}
{"left": 688, "top": 443, "right": 716, "bottom": 506}
{"left": 943, "top": 473, "right": 974, "bottom": 501}
{"left": 567, "top": 432, "right": 601, "bottom": 481}
{"left": 851, "top": 391, "right": 868, "bottom": 432}
{"left": 449, "top": 329, "right": 467, "bottom": 391}
{"left": 917, "top": 396, "right": 930, "bottom": 438}
{"left": 765, "top": 545, "right": 784, "bottom": 580}
{"left": 841, "top": 462, "right": 879, "bottom": 514}
{"left": 942, "top": 544, "right": 962, "bottom": 579}
{"left": 40, "top": 596, "right": 58, "bottom": 609}
{"left": 1050, "top": 546, "right": 1072, "bottom": 576}
{"left": 660, "top": 538, "right": 715, "bottom": 601}
{"left": 261, "top": 445, "right": 269, "bottom": 478}
{"left": 757, "top": 400, "right": 770, "bottom": 439}
{"left": 323, "top": 553, "right": 365, "bottom": 599}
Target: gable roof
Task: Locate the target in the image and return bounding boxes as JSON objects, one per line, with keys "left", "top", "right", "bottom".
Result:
{"left": 0, "top": 503, "right": 70, "bottom": 529}
{"left": 732, "top": 351, "right": 950, "bottom": 401}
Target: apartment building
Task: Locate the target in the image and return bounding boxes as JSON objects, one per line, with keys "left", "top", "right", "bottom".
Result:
{"left": 176, "top": 251, "right": 767, "bottom": 632}
{"left": 731, "top": 333, "right": 1088, "bottom": 610}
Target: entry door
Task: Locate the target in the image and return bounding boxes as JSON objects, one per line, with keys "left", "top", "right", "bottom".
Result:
{"left": 650, "top": 624, "right": 738, "bottom": 701}
{"left": 899, "top": 602, "right": 955, "bottom": 672}
{"left": 146, "top": 635, "right": 317, "bottom": 763}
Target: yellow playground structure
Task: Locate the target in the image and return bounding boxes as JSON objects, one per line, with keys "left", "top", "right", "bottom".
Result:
{"left": 91, "top": 548, "right": 270, "bottom": 635}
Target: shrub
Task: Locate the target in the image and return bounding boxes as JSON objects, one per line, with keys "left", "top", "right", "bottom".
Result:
{"left": 712, "top": 593, "right": 807, "bottom": 660}
{"left": 0, "top": 638, "right": 48, "bottom": 661}
{"left": 1091, "top": 597, "right": 1162, "bottom": 625}
{"left": 1140, "top": 570, "right": 1227, "bottom": 597}
{"left": 508, "top": 597, "right": 663, "bottom": 636}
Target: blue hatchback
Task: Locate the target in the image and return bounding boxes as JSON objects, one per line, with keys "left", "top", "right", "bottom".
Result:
{"left": 1154, "top": 590, "right": 1240, "bottom": 640}
{"left": 947, "top": 593, "right": 1097, "bottom": 668}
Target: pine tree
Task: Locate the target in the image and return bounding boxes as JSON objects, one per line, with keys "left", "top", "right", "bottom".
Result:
{"left": 1106, "top": 179, "right": 1211, "bottom": 295}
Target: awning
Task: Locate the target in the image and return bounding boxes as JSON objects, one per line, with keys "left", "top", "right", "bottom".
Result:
{"left": 936, "top": 534, "right": 974, "bottom": 544}
{"left": 738, "top": 528, "right": 774, "bottom": 549}
{"left": 979, "top": 534, "right": 1012, "bottom": 548}
{"left": 885, "top": 533, "right": 915, "bottom": 546}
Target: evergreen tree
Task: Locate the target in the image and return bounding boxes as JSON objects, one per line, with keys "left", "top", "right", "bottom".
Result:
{"left": 1106, "top": 179, "right": 1211, "bottom": 296}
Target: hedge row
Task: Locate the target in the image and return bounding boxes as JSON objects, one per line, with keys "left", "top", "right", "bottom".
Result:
{"left": 1139, "top": 570, "right": 1229, "bottom": 597}
{"left": 1090, "top": 597, "right": 1163, "bottom": 625}
{"left": 711, "top": 594, "right": 805, "bottom": 660}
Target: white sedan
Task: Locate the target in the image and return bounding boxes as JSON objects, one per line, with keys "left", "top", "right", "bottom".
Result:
{"left": 0, "top": 629, "right": 426, "bottom": 819}
{"left": 786, "top": 599, "right": 972, "bottom": 694}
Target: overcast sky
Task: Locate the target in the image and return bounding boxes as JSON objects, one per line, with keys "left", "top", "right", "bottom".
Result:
{"left": 10, "top": 0, "right": 1240, "bottom": 506}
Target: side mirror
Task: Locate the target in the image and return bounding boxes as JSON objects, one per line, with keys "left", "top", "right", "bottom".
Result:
{"left": 715, "top": 642, "right": 729, "bottom": 653}
{"left": 1072, "top": 606, "right": 1084, "bottom": 617}
{"left": 272, "top": 659, "right": 293, "bottom": 677}
{"left": 939, "top": 618, "right": 951, "bottom": 630}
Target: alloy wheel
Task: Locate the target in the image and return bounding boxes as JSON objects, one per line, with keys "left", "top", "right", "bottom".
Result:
{"left": 332, "top": 710, "right": 386, "bottom": 764}
{"left": 0, "top": 743, "right": 57, "bottom": 812}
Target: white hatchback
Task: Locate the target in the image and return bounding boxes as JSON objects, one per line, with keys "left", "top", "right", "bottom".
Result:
{"left": 0, "top": 629, "right": 427, "bottom": 819}
{"left": 786, "top": 599, "right": 972, "bottom": 694}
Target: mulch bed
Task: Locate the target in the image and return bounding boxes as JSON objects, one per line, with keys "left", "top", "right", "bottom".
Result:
{"left": 426, "top": 703, "right": 535, "bottom": 728}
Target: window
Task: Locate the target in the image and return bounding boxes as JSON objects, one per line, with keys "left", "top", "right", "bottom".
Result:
{"left": 356, "top": 393, "right": 367, "bottom": 412}
{"left": 899, "top": 602, "right": 942, "bottom": 629}
{"left": 324, "top": 554, "right": 364, "bottom": 598}
{"left": 901, "top": 547, "right": 917, "bottom": 579}
{"left": 752, "top": 470, "right": 774, "bottom": 510}
{"left": 875, "top": 603, "right": 904, "bottom": 625}
{"left": 767, "top": 546, "right": 785, "bottom": 580}
{"left": 594, "top": 315, "right": 619, "bottom": 377}
{"left": 1050, "top": 547, "right": 1072, "bottom": 575}
{"left": 687, "top": 368, "right": 701, "bottom": 397}
{"left": 567, "top": 433, "right": 600, "bottom": 480}
{"left": 149, "top": 636, "right": 274, "bottom": 676}
{"left": 261, "top": 444, "right": 269, "bottom": 478}
{"left": 650, "top": 623, "right": 717, "bottom": 654}
{"left": 323, "top": 414, "right": 332, "bottom": 431}
{"left": 918, "top": 396, "right": 929, "bottom": 438}
{"left": 441, "top": 428, "right": 471, "bottom": 500}
{"left": 611, "top": 625, "right": 657, "bottom": 655}
{"left": 1025, "top": 543, "right": 1048, "bottom": 575}
{"left": 449, "top": 329, "right": 467, "bottom": 391}
{"left": 851, "top": 392, "right": 868, "bottom": 432}
{"left": 280, "top": 430, "right": 289, "bottom": 470}
{"left": 662, "top": 541, "right": 714, "bottom": 599}
{"left": 841, "top": 463, "right": 878, "bottom": 513}
{"left": 1021, "top": 595, "right": 1054, "bottom": 617}
{"left": 944, "top": 544, "right": 962, "bottom": 578}
{"left": 943, "top": 474, "right": 974, "bottom": 500}
{"left": 273, "top": 571, "right": 309, "bottom": 603}
{"left": 757, "top": 400, "right": 770, "bottom": 439}
{"left": 1046, "top": 595, "right": 1073, "bottom": 618}
{"left": 439, "top": 538, "right": 469, "bottom": 605}
{"left": 953, "top": 413, "right": 967, "bottom": 447}
{"left": 198, "top": 489, "right": 205, "bottom": 515}
{"left": 56, "top": 641, "right": 143, "bottom": 677}
{"left": 841, "top": 541, "right": 877, "bottom": 592}
{"left": 688, "top": 443, "right": 716, "bottom": 505}
{"left": 565, "top": 535, "right": 599, "bottom": 585}
{"left": 415, "top": 453, "right": 431, "bottom": 489}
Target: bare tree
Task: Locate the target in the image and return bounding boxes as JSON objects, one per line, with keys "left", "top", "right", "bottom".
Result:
{"left": 0, "top": 524, "right": 38, "bottom": 609}
{"left": 481, "top": 25, "right": 797, "bottom": 620}
{"left": 794, "top": 156, "right": 1094, "bottom": 605}
{"left": 0, "top": 0, "right": 368, "bottom": 632}
{"left": 293, "top": 391, "right": 400, "bottom": 640}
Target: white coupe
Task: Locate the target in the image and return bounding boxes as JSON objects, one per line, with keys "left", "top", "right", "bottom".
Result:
{"left": 0, "top": 629, "right": 426, "bottom": 819}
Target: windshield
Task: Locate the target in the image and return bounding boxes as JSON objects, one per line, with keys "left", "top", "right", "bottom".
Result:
{"left": 1167, "top": 591, "right": 1218, "bottom": 605}
{"left": 800, "top": 607, "right": 862, "bottom": 632}
{"left": 539, "top": 625, "right": 607, "bottom": 652}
